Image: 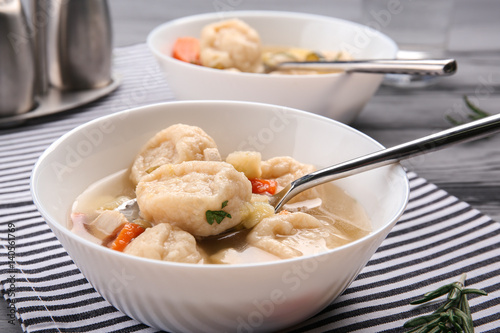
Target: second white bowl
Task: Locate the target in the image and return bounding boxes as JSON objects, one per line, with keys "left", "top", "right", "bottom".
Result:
{"left": 147, "top": 11, "right": 398, "bottom": 124}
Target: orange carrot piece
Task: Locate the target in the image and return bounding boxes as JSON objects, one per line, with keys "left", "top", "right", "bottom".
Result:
{"left": 249, "top": 178, "right": 278, "bottom": 195}
{"left": 172, "top": 37, "right": 200, "bottom": 64}
{"left": 110, "top": 223, "right": 145, "bottom": 252}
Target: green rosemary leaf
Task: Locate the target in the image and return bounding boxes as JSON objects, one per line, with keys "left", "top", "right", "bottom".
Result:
{"left": 406, "top": 327, "right": 421, "bottom": 333}
{"left": 452, "top": 308, "right": 474, "bottom": 333}
{"left": 404, "top": 313, "right": 442, "bottom": 327}
{"left": 464, "top": 95, "right": 490, "bottom": 118}
{"left": 448, "top": 283, "right": 462, "bottom": 301}
{"left": 434, "top": 299, "right": 456, "bottom": 314}
{"left": 403, "top": 274, "right": 487, "bottom": 333}
{"left": 446, "top": 95, "right": 491, "bottom": 126}
{"left": 446, "top": 308, "right": 464, "bottom": 332}
{"left": 462, "top": 288, "right": 488, "bottom": 296}
{"left": 427, "top": 325, "right": 443, "bottom": 333}
{"left": 460, "top": 294, "right": 471, "bottom": 319}
{"left": 445, "top": 114, "right": 463, "bottom": 126}
{"left": 410, "top": 284, "right": 454, "bottom": 304}
{"left": 450, "top": 319, "right": 464, "bottom": 333}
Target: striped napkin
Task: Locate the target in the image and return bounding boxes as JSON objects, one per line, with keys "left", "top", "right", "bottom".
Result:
{"left": 1, "top": 44, "right": 499, "bottom": 333}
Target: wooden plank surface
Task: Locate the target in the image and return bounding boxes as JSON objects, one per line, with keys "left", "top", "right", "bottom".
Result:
{"left": 3, "top": 0, "right": 499, "bottom": 332}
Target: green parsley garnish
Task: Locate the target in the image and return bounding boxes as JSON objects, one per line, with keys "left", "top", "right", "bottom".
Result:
{"left": 404, "top": 273, "right": 487, "bottom": 333}
{"left": 205, "top": 200, "right": 232, "bottom": 225}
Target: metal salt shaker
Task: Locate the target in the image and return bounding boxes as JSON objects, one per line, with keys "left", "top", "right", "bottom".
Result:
{"left": 0, "top": 0, "right": 36, "bottom": 117}
{"left": 43, "top": 0, "right": 112, "bottom": 91}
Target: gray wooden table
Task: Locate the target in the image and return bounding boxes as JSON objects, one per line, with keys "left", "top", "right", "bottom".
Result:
{"left": 2, "top": 0, "right": 499, "bottom": 332}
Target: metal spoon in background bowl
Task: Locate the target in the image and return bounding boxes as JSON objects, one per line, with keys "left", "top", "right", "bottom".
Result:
{"left": 117, "top": 112, "right": 499, "bottom": 227}
{"left": 271, "top": 58, "right": 457, "bottom": 76}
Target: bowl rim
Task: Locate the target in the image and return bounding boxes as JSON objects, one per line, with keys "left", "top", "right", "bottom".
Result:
{"left": 146, "top": 10, "right": 399, "bottom": 79}
{"left": 30, "top": 100, "right": 409, "bottom": 270}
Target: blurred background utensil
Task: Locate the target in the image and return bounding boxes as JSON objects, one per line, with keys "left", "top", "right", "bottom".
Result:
{"left": 29, "top": 0, "right": 48, "bottom": 96}
{"left": 43, "top": 0, "right": 112, "bottom": 91}
{"left": 0, "top": 0, "right": 36, "bottom": 117}
{"left": 0, "top": 0, "right": 118, "bottom": 126}
{"left": 273, "top": 58, "right": 457, "bottom": 76}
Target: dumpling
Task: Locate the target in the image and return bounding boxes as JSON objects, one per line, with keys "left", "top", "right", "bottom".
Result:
{"left": 136, "top": 161, "right": 252, "bottom": 236}
{"left": 200, "top": 19, "right": 263, "bottom": 73}
{"left": 124, "top": 223, "right": 205, "bottom": 264}
{"left": 247, "top": 212, "right": 349, "bottom": 259}
{"left": 130, "top": 124, "right": 218, "bottom": 184}
{"left": 261, "top": 156, "right": 316, "bottom": 202}
{"left": 261, "top": 156, "right": 315, "bottom": 187}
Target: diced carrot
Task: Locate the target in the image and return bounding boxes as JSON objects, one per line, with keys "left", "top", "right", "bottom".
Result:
{"left": 279, "top": 210, "right": 290, "bottom": 215}
{"left": 172, "top": 37, "right": 200, "bottom": 64}
{"left": 249, "top": 178, "right": 278, "bottom": 195}
{"left": 110, "top": 223, "right": 145, "bottom": 252}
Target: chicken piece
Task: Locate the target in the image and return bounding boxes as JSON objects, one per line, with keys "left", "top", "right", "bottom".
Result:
{"left": 261, "top": 156, "right": 316, "bottom": 202}
{"left": 124, "top": 223, "right": 205, "bottom": 264}
{"left": 247, "top": 212, "right": 349, "bottom": 259}
{"left": 226, "top": 151, "right": 262, "bottom": 179}
{"left": 130, "top": 124, "right": 218, "bottom": 185}
{"left": 87, "top": 210, "right": 128, "bottom": 241}
{"left": 136, "top": 161, "right": 252, "bottom": 236}
{"left": 70, "top": 213, "right": 102, "bottom": 244}
{"left": 200, "top": 19, "right": 263, "bottom": 73}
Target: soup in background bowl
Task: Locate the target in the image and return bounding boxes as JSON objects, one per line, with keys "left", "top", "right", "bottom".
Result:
{"left": 147, "top": 11, "right": 398, "bottom": 124}
{"left": 31, "top": 100, "right": 409, "bottom": 332}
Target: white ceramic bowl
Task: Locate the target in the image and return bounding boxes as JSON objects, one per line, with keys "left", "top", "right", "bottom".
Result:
{"left": 31, "top": 101, "right": 409, "bottom": 332}
{"left": 147, "top": 11, "right": 398, "bottom": 124}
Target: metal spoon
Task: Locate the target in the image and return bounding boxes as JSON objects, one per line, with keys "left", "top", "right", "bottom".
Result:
{"left": 117, "top": 112, "right": 500, "bottom": 225}
{"left": 272, "top": 58, "right": 457, "bottom": 76}
{"left": 271, "top": 112, "right": 500, "bottom": 212}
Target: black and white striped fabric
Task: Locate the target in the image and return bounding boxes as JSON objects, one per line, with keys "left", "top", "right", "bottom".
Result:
{"left": 1, "top": 44, "right": 499, "bottom": 333}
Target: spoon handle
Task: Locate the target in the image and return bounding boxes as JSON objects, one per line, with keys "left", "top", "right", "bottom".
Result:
{"left": 277, "top": 59, "right": 457, "bottom": 76}
{"left": 271, "top": 112, "right": 500, "bottom": 211}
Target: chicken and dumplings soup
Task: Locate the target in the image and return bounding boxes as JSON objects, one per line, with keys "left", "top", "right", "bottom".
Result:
{"left": 70, "top": 124, "right": 371, "bottom": 264}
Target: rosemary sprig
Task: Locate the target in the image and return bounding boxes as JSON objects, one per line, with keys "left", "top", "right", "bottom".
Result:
{"left": 404, "top": 274, "right": 487, "bottom": 333}
{"left": 446, "top": 96, "right": 491, "bottom": 125}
